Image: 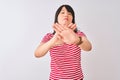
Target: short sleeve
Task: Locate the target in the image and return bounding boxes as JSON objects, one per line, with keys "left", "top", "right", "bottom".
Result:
{"left": 77, "top": 30, "right": 86, "bottom": 37}
{"left": 41, "top": 33, "right": 53, "bottom": 43}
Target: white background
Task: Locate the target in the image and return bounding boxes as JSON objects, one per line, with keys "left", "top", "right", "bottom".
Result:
{"left": 0, "top": 0, "right": 120, "bottom": 80}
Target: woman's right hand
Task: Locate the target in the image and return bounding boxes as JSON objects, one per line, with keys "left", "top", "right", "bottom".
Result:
{"left": 52, "top": 23, "right": 78, "bottom": 44}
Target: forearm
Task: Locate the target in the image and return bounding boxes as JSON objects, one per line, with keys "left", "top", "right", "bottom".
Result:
{"left": 79, "top": 36, "right": 92, "bottom": 51}
{"left": 34, "top": 40, "right": 54, "bottom": 58}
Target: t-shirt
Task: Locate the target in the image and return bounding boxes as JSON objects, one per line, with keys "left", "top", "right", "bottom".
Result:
{"left": 41, "top": 30, "right": 86, "bottom": 80}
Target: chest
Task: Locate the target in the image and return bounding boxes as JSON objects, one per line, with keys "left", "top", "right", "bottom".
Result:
{"left": 50, "top": 44, "right": 81, "bottom": 58}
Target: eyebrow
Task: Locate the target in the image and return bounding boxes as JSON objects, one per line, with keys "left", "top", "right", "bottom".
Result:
{"left": 61, "top": 9, "right": 65, "bottom": 11}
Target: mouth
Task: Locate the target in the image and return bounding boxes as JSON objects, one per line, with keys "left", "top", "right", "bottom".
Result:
{"left": 63, "top": 18, "right": 68, "bottom": 21}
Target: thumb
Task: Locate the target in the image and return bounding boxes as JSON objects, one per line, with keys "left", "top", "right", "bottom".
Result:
{"left": 57, "top": 34, "right": 62, "bottom": 39}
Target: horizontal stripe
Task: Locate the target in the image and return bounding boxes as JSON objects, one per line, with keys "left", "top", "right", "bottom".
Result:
{"left": 41, "top": 31, "right": 85, "bottom": 80}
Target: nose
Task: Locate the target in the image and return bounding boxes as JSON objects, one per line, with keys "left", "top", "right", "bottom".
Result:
{"left": 64, "top": 12, "right": 69, "bottom": 16}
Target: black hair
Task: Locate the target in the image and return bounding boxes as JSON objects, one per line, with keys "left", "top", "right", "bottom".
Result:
{"left": 53, "top": 4, "right": 78, "bottom": 34}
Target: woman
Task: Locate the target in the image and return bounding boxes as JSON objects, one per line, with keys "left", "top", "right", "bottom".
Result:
{"left": 34, "top": 4, "right": 92, "bottom": 80}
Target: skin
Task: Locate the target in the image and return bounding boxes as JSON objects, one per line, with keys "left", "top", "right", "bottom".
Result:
{"left": 34, "top": 7, "right": 92, "bottom": 58}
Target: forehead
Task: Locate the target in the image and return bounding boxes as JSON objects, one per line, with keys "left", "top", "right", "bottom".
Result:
{"left": 61, "top": 7, "right": 67, "bottom": 11}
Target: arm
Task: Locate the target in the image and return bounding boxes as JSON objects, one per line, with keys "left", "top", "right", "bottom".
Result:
{"left": 65, "top": 33, "right": 92, "bottom": 51}
{"left": 78, "top": 36, "right": 92, "bottom": 51}
{"left": 53, "top": 23, "right": 92, "bottom": 51}
{"left": 34, "top": 34, "right": 59, "bottom": 58}
{"left": 34, "top": 41, "right": 53, "bottom": 58}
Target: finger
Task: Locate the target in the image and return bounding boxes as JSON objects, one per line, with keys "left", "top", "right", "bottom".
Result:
{"left": 53, "top": 24, "right": 61, "bottom": 33}
{"left": 57, "top": 33, "right": 62, "bottom": 39}
{"left": 54, "top": 33, "right": 61, "bottom": 39}
{"left": 56, "top": 23, "right": 65, "bottom": 31}
{"left": 70, "top": 24, "right": 75, "bottom": 28}
{"left": 54, "top": 23, "right": 63, "bottom": 32}
{"left": 70, "top": 24, "right": 76, "bottom": 30}
{"left": 68, "top": 23, "right": 73, "bottom": 28}
{"left": 73, "top": 25, "right": 77, "bottom": 30}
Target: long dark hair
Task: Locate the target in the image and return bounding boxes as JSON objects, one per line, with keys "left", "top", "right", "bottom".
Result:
{"left": 53, "top": 4, "right": 78, "bottom": 34}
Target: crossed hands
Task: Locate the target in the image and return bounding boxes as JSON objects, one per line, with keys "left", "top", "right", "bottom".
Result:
{"left": 52, "top": 23, "right": 79, "bottom": 45}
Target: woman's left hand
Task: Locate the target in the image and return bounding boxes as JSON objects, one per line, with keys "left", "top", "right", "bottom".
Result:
{"left": 53, "top": 23, "right": 79, "bottom": 44}
{"left": 61, "top": 29, "right": 79, "bottom": 44}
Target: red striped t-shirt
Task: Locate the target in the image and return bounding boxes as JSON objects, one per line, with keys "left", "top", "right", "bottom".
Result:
{"left": 41, "top": 30, "right": 86, "bottom": 80}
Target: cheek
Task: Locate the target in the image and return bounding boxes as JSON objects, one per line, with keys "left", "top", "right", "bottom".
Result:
{"left": 70, "top": 18, "right": 73, "bottom": 21}
{"left": 70, "top": 17, "right": 73, "bottom": 22}
{"left": 68, "top": 15, "right": 73, "bottom": 22}
{"left": 57, "top": 16, "right": 62, "bottom": 23}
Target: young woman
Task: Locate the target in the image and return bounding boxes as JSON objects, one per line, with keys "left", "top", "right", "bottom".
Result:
{"left": 34, "top": 4, "right": 92, "bottom": 80}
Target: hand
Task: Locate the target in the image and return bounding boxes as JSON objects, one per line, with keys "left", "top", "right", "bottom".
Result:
{"left": 60, "top": 28, "right": 79, "bottom": 44}
{"left": 68, "top": 23, "right": 77, "bottom": 30}
{"left": 53, "top": 23, "right": 79, "bottom": 44}
{"left": 53, "top": 23, "right": 76, "bottom": 33}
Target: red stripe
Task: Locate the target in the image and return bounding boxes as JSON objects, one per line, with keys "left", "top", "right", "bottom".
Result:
{"left": 41, "top": 32, "right": 85, "bottom": 79}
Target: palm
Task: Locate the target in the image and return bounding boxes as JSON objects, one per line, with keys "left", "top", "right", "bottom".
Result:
{"left": 53, "top": 23, "right": 78, "bottom": 44}
{"left": 60, "top": 29, "right": 77, "bottom": 44}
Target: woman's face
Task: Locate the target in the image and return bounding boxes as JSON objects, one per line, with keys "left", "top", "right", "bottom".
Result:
{"left": 57, "top": 7, "right": 73, "bottom": 26}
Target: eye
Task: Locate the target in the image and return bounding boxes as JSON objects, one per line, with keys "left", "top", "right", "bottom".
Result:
{"left": 61, "top": 11, "right": 65, "bottom": 14}
{"left": 68, "top": 12, "right": 72, "bottom": 15}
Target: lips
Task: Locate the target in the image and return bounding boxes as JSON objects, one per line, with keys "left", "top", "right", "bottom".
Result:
{"left": 63, "top": 18, "right": 68, "bottom": 21}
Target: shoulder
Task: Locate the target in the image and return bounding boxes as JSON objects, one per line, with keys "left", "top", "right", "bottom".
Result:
{"left": 41, "top": 32, "right": 53, "bottom": 43}
{"left": 77, "top": 30, "right": 86, "bottom": 37}
{"left": 44, "top": 33, "right": 53, "bottom": 37}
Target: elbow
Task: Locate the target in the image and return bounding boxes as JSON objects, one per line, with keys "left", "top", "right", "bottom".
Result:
{"left": 82, "top": 47, "right": 92, "bottom": 51}
{"left": 34, "top": 52, "right": 41, "bottom": 58}
{"left": 81, "top": 43, "right": 92, "bottom": 51}
{"left": 86, "top": 43, "right": 92, "bottom": 51}
{"left": 85, "top": 41, "right": 92, "bottom": 51}
{"left": 86, "top": 46, "right": 92, "bottom": 51}
{"left": 34, "top": 51, "right": 44, "bottom": 58}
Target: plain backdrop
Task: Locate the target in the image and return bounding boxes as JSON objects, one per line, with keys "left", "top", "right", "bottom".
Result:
{"left": 0, "top": 0, "right": 120, "bottom": 80}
